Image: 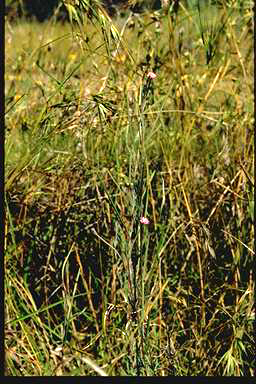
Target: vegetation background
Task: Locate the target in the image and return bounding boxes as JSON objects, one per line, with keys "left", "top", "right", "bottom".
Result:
{"left": 5, "top": 0, "right": 254, "bottom": 376}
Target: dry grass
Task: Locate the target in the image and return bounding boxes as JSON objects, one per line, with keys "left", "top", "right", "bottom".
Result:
{"left": 5, "top": 0, "right": 254, "bottom": 376}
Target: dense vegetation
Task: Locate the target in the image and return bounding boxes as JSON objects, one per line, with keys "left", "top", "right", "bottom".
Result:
{"left": 5, "top": 0, "right": 166, "bottom": 20}
{"left": 5, "top": 0, "right": 254, "bottom": 376}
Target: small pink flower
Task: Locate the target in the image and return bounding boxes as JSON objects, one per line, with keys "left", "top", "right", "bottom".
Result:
{"left": 140, "top": 217, "right": 150, "bottom": 225}
{"left": 161, "top": 0, "right": 169, "bottom": 9}
{"left": 147, "top": 71, "right": 156, "bottom": 79}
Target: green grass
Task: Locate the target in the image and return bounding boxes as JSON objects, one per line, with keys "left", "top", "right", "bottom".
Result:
{"left": 5, "top": 0, "right": 254, "bottom": 376}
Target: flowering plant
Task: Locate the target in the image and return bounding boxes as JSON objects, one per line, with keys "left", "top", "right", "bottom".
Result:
{"left": 140, "top": 217, "right": 150, "bottom": 225}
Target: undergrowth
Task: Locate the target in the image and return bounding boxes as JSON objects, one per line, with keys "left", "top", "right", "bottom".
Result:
{"left": 5, "top": 0, "right": 254, "bottom": 376}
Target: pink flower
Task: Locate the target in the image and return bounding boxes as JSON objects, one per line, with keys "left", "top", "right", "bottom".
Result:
{"left": 161, "top": 0, "right": 169, "bottom": 9}
{"left": 147, "top": 71, "right": 156, "bottom": 79}
{"left": 140, "top": 217, "right": 150, "bottom": 225}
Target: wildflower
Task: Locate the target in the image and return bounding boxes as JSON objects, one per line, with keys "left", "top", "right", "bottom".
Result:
{"left": 68, "top": 52, "right": 77, "bottom": 61}
{"left": 140, "top": 217, "right": 150, "bottom": 225}
{"left": 147, "top": 71, "right": 156, "bottom": 80}
{"left": 161, "top": 0, "right": 169, "bottom": 8}
{"left": 112, "top": 49, "right": 126, "bottom": 63}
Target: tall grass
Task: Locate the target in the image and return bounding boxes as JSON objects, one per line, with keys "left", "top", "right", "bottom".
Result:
{"left": 5, "top": 0, "right": 254, "bottom": 376}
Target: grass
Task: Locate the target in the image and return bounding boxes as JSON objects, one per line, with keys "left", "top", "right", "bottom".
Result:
{"left": 5, "top": 0, "right": 254, "bottom": 376}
